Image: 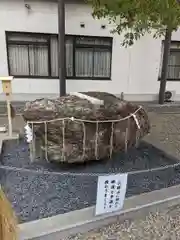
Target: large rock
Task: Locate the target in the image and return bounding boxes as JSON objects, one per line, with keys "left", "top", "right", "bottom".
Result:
{"left": 23, "top": 92, "right": 150, "bottom": 163}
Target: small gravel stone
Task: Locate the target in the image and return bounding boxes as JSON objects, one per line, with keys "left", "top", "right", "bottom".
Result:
{"left": 67, "top": 205, "right": 180, "bottom": 239}
{"left": 0, "top": 137, "right": 179, "bottom": 223}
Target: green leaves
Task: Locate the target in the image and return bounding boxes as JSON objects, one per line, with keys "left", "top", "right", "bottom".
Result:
{"left": 89, "top": 0, "right": 180, "bottom": 46}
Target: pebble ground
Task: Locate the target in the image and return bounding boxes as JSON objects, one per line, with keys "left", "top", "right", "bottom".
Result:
{"left": 67, "top": 204, "right": 180, "bottom": 240}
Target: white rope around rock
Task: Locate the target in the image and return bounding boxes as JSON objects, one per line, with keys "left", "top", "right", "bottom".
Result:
{"left": 109, "top": 122, "right": 114, "bottom": 158}
{"left": 95, "top": 121, "right": 99, "bottom": 160}
{"left": 62, "top": 119, "right": 65, "bottom": 162}
{"left": 26, "top": 106, "right": 142, "bottom": 162}
{"left": 131, "top": 112, "right": 141, "bottom": 129}
{"left": 27, "top": 106, "right": 142, "bottom": 124}
{"left": 30, "top": 123, "right": 34, "bottom": 163}
{"left": 125, "top": 118, "right": 130, "bottom": 153}
{"left": 81, "top": 121, "right": 86, "bottom": 161}
{"left": 44, "top": 121, "right": 49, "bottom": 162}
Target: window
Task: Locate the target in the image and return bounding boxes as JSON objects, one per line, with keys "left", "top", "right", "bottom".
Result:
{"left": 167, "top": 42, "right": 180, "bottom": 80}
{"left": 6, "top": 32, "right": 112, "bottom": 80}
{"left": 160, "top": 41, "right": 180, "bottom": 80}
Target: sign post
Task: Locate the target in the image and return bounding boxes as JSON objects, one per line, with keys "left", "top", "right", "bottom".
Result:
{"left": 0, "top": 76, "right": 14, "bottom": 137}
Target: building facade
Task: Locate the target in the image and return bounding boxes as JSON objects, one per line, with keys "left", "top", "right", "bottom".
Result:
{"left": 1, "top": 0, "right": 180, "bottom": 101}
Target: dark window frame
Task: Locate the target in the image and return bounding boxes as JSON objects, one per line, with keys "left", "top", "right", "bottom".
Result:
{"left": 6, "top": 31, "right": 113, "bottom": 80}
{"left": 158, "top": 40, "right": 180, "bottom": 81}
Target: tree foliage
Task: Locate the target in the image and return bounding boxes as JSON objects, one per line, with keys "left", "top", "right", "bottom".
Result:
{"left": 89, "top": 0, "right": 180, "bottom": 46}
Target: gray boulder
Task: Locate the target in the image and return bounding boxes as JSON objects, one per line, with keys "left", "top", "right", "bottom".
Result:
{"left": 23, "top": 92, "right": 150, "bottom": 163}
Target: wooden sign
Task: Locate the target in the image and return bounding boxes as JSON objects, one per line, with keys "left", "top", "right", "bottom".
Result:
{"left": 0, "top": 76, "right": 13, "bottom": 95}
{"left": 2, "top": 80, "right": 12, "bottom": 95}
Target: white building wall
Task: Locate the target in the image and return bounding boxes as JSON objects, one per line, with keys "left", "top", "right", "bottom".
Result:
{"left": 0, "top": 0, "right": 180, "bottom": 101}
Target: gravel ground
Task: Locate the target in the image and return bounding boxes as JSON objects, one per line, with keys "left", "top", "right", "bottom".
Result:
{"left": 1, "top": 139, "right": 179, "bottom": 223}
{"left": 67, "top": 204, "right": 180, "bottom": 240}
{"left": 1, "top": 106, "right": 180, "bottom": 228}
{"left": 145, "top": 112, "right": 180, "bottom": 159}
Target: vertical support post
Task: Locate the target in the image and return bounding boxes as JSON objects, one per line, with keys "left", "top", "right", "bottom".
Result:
{"left": 0, "top": 76, "right": 14, "bottom": 136}
{"left": 6, "top": 94, "right": 12, "bottom": 137}
{"left": 58, "top": 0, "right": 66, "bottom": 96}
{"left": 29, "top": 142, "right": 35, "bottom": 163}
